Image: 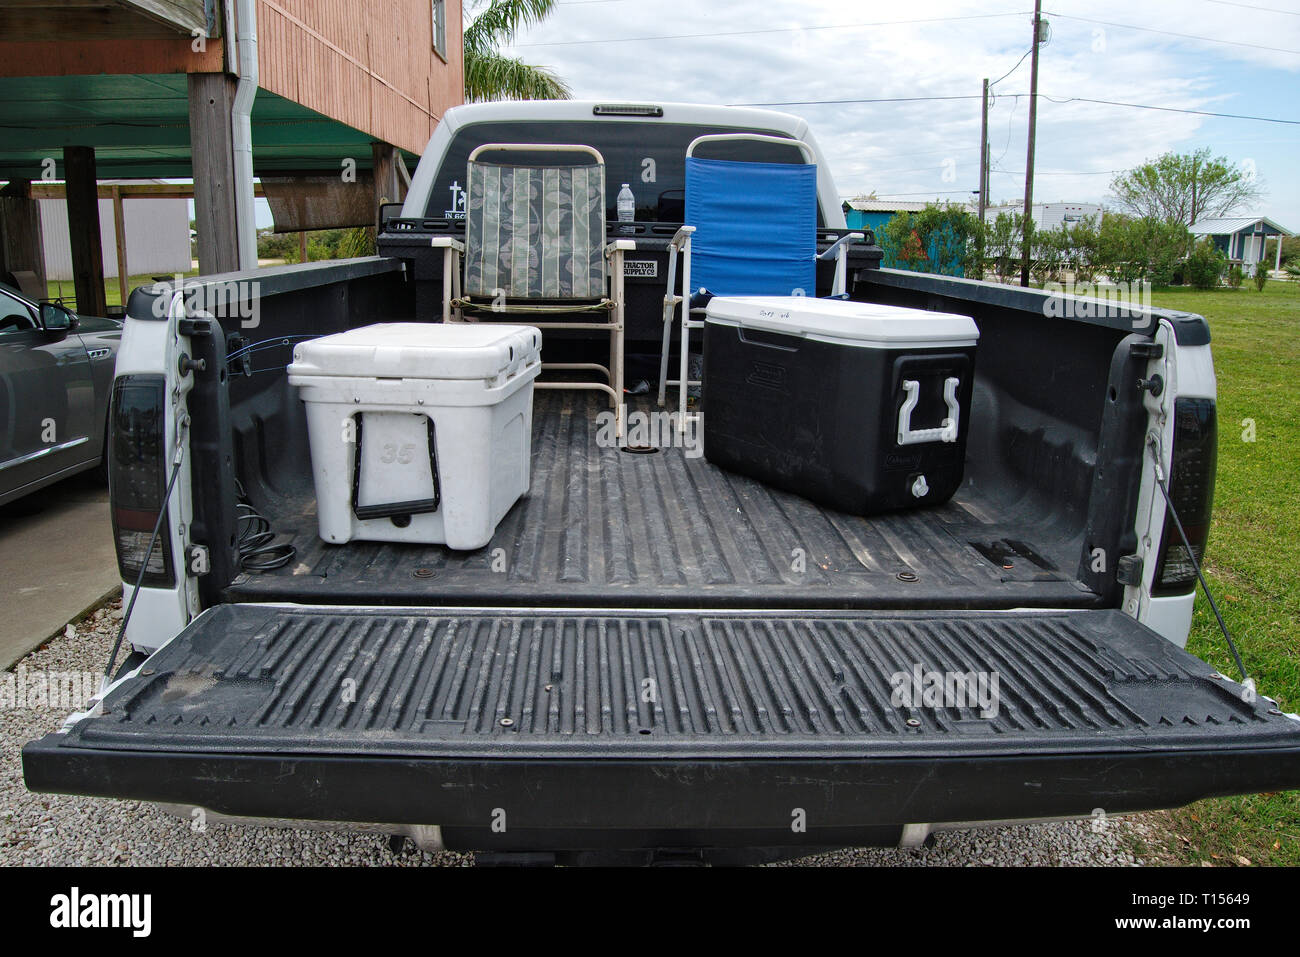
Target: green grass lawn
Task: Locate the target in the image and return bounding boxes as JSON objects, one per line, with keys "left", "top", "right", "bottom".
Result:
{"left": 46, "top": 271, "right": 197, "bottom": 311}
{"left": 1134, "top": 281, "right": 1300, "bottom": 866}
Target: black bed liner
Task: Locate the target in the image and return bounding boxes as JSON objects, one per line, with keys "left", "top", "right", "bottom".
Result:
{"left": 24, "top": 604, "right": 1300, "bottom": 830}
{"left": 228, "top": 392, "right": 1094, "bottom": 609}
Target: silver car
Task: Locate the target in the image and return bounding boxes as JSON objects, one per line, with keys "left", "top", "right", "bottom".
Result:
{"left": 0, "top": 283, "right": 120, "bottom": 505}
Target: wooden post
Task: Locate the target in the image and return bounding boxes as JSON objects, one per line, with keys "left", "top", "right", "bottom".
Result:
{"left": 0, "top": 178, "right": 47, "bottom": 298}
{"left": 188, "top": 72, "right": 240, "bottom": 275}
{"left": 371, "top": 142, "right": 405, "bottom": 231}
{"left": 1019, "top": 0, "right": 1042, "bottom": 288}
{"left": 63, "top": 145, "right": 108, "bottom": 317}
{"left": 977, "top": 78, "right": 989, "bottom": 279}
{"left": 111, "top": 185, "right": 129, "bottom": 307}
{"left": 299, "top": 230, "right": 307, "bottom": 263}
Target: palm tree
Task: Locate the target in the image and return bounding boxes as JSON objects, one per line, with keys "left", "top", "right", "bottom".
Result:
{"left": 463, "top": 0, "right": 572, "bottom": 102}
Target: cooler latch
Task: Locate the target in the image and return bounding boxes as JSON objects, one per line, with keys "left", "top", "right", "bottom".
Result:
{"left": 897, "top": 376, "right": 961, "bottom": 446}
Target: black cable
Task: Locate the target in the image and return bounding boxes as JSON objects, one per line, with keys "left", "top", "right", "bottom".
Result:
{"left": 1147, "top": 438, "right": 1249, "bottom": 682}
{"left": 1044, "top": 10, "right": 1300, "bottom": 56}
{"left": 990, "top": 46, "right": 1033, "bottom": 88}
{"left": 101, "top": 435, "right": 295, "bottom": 692}
{"left": 234, "top": 480, "right": 296, "bottom": 572}
{"left": 102, "top": 424, "right": 188, "bottom": 685}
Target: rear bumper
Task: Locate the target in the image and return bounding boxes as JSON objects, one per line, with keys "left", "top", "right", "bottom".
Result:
{"left": 24, "top": 736, "right": 1300, "bottom": 848}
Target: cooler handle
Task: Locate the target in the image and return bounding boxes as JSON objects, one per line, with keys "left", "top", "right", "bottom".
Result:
{"left": 350, "top": 413, "right": 442, "bottom": 521}
{"left": 897, "top": 377, "right": 961, "bottom": 446}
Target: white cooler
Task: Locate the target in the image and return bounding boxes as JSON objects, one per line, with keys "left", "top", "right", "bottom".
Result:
{"left": 287, "top": 322, "right": 541, "bottom": 551}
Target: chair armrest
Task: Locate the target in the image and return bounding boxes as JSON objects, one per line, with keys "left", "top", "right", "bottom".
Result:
{"left": 816, "top": 232, "right": 864, "bottom": 261}
{"left": 668, "top": 225, "right": 696, "bottom": 250}
{"left": 430, "top": 237, "right": 466, "bottom": 252}
{"left": 605, "top": 239, "right": 637, "bottom": 254}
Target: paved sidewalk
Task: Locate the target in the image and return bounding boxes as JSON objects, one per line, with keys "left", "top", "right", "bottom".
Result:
{"left": 0, "top": 473, "right": 120, "bottom": 670}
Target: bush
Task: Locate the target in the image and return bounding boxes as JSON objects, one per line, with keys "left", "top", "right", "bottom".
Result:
{"left": 880, "top": 204, "right": 978, "bottom": 277}
{"left": 1254, "top": 262, "right": 1269, "bottom": 291}
{"left": 256, "top": 231, "right": 299, "bottom": 262}
{"left": 253, "top": 227, "right": 375, "bottom": 264}
{"left": 1184, "top": 238, "right": 1226, "bottom": 289}
{"left": 978, "top": 212, "right": 1028, "bottom": 283}
{"left": 1227, "top": 264, "right": 1244, "bottom": 288}
{"left": 1280, "top": 235, "right": 1300, "bottom": 269}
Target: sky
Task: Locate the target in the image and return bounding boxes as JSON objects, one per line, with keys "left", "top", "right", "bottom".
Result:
{"left": 486, "top": 0, "right": 1300, "bottom": 229}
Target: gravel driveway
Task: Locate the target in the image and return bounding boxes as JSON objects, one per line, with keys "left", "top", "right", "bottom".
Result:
{"left": 2, "top": 601, "right": 1152, "bottom": 867}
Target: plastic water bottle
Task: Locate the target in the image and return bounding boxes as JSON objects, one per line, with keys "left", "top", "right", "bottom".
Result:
{"left": 617, "top": 183, "right": 635, "bottom": 233}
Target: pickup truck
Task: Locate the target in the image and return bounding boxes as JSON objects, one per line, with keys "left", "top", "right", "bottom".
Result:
{"left": 23, "top": 100, "right": 1300, "bottom": 866}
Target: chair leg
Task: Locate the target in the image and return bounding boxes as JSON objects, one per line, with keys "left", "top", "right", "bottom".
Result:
{"left": 610, "top": 323, "right": 618, "bottom": 411}
{"left": 613, "top": 325, "right": 625, "bottom": 441}
{"left": 442, "top": 248, "right": 453, "bottom": 322}
{"left": 678, "top": 317, "right": 691, "bottom": 431}
{"left": 657, "top": 302, "right": 674, "bottom": 407}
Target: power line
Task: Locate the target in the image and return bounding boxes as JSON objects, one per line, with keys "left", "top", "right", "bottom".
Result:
{"left": 735, "top": 94, "right": 985, "bottom": 106}
{"left": 993, "top": 91, "right": 1021, "bottom": 167}
{"left": 868, "top": 190, "right": 980, "bottom": 197}
{"left": 856, "top": 145, "right": 981, "bottom": 162}
{"left": 734, "top": 92, "right": 1300, "bottom": 125}
{"left": 1045, "top": 11, "right": 1300, "bottom": 55}
{"left": 515, "top": 11, "right": 1030, "bottom": 47}
{"left": 992, "top": 168, "right": 1127, "bottom": 176}
{"left": 990, "top": 46, "right": 1033, "bottom": 87}
{"left": 1204, "top": 0, "right": 1300, "bottom": 15}
{"left": 1042, "top": 94, "right": 1300, "bottom": 125}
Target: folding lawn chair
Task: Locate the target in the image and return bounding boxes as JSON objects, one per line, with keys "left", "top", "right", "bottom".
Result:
{"left": 432, "top": 143, "right": 634, "bottom": 435}
{"left": 657, "top": 133, "right": 862, "bottom": 428}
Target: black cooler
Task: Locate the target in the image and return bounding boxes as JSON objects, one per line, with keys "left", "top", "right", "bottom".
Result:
{"left": 702, "top": 296, "right": 980, "bottom": 514}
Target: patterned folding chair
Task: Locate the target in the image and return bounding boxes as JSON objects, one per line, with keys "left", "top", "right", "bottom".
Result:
{"left": 433, "top": 143, "right": 633, "bottom": 435}
{"left": 657, "top": 134, "right": 862, "bottom": 429}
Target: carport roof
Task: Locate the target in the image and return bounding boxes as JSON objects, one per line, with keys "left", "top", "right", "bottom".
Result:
{"left": 0, "top": 73, "right": 418, "bottom": 181}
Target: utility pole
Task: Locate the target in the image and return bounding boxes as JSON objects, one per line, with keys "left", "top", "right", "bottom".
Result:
{"left": 978, "top": 77, "right": 989, "bottom": 278}
{"left": 1019, "top": 0, "right": 1043, "bottom": 287}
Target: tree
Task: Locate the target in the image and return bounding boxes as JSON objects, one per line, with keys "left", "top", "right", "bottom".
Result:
{"left": 1096, "top": 214, "right": 1193, "bottom": 286}
{"left": 1109, "top": 148, "right": 1262, "bottom": 226}
{"left": 463, "top": 0, "right": 572, "bottom": 102}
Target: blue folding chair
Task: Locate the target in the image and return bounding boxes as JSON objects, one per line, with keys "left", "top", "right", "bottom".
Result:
{"left": 657, "top": 134, "right": 862, "bottom": 426}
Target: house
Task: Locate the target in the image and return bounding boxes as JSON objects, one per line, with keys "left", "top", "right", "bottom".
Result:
{"left": 843, "top": 199, "right": 967, "bottom": 234}
{"left": 1189, "top": 217, "right": 1292, "bottom": 276}
{"left": 982, "top": 201, "right": 1104, "bottom": 229}
{"left": 0, "top": 0, "right": 464, "bottom": 314}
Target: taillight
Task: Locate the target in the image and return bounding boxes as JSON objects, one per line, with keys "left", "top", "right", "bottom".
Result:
{"left": 1152, "top": 397, "right": 1217, "bottom": 596}
{"left": 109, "top": 374, "right": 175, "bottom": 587}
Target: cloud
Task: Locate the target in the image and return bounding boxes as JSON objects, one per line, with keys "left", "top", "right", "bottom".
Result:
{"left": 499, "top": 0, "right": 1300, "bottom": 219}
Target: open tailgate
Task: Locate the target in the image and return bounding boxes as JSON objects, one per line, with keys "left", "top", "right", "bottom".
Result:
{"left": 24, "top": 604, "right": 1300, "bottom": 843}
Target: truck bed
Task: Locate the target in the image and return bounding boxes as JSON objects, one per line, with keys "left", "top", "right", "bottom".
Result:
{"left": 228, "top": 391, "right": 1096, "bottom": 609}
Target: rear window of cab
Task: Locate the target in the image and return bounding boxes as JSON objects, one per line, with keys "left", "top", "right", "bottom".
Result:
{"left": 426, "top": 120, "right": 824, "bottom": 226}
